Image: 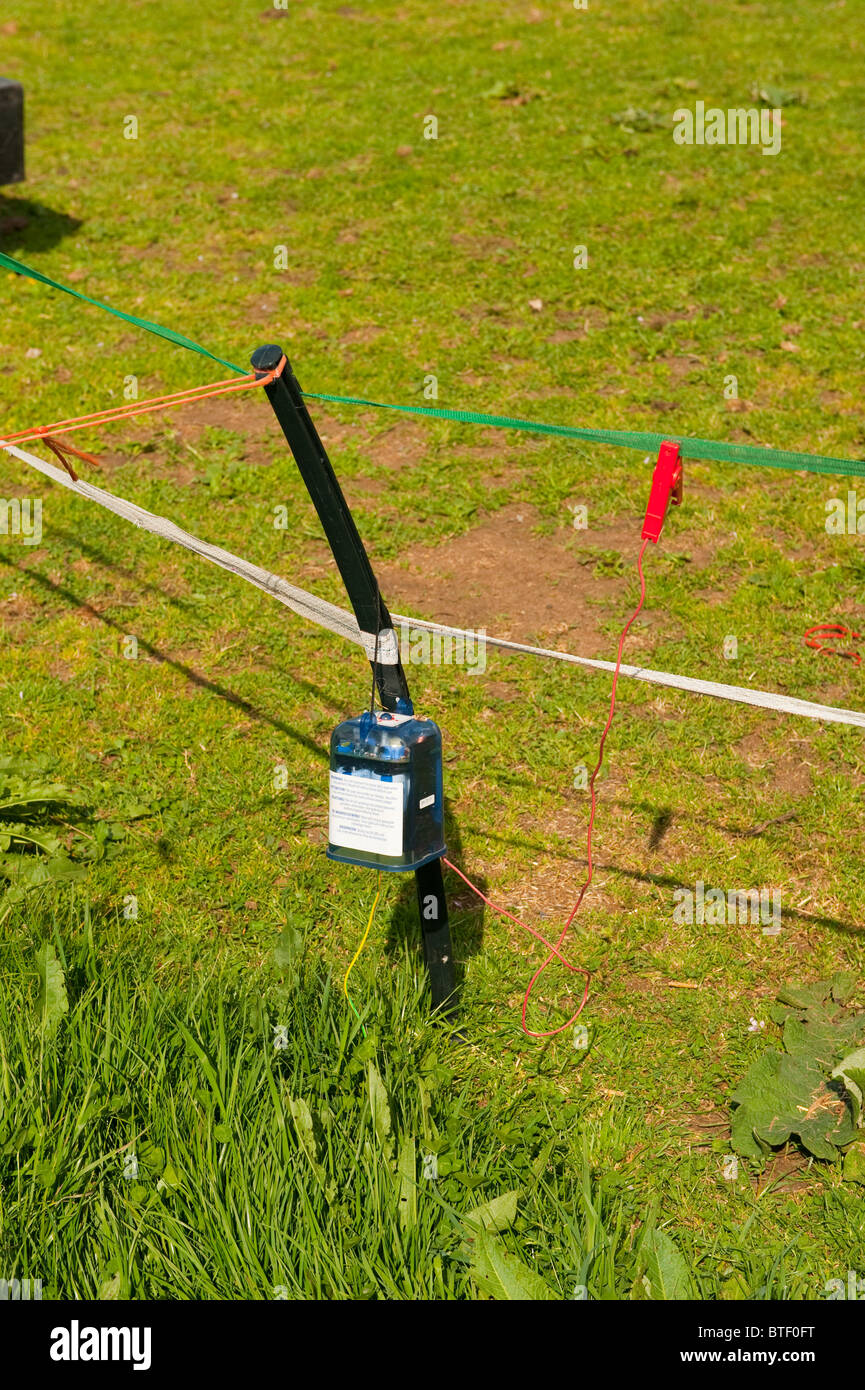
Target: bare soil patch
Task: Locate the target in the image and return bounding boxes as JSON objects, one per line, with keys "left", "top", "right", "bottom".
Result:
{"left": 379, "top": 503, "right": 634, "bottom": 649}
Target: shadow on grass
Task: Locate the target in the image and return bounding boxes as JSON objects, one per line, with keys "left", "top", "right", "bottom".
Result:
{"left": 3, "top": 556, "right": 484, "bottom": 1006}
{"left": 457, "top": 822, "right": 863, "bottom": 938}
{"left": 41, "top": 522, "right": 355, "bottom": 715}
{"left": 381, "top": 797, "right": 486, "bottom": 999}
{"left": 0, "top": 193, "right": 82, "bottom": 256}
{"left": 2, "top": 558, "right": 326, "bottom": 758}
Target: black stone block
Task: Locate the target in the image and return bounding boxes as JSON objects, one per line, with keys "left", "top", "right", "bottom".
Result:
{"left": 0, "top": 78, "right": 25, "bottom": 185}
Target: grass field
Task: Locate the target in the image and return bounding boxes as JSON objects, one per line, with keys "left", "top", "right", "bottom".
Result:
{"left": 1, "top": 0, "right": 865, "bottom": 1300}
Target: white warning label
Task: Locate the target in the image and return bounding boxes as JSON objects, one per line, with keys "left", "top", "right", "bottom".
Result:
{"left": 329, "top": 772, "right": 403, "bottom": 858}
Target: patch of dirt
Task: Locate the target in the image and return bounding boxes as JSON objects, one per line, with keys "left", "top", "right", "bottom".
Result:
{"left": 682, "top": 1108, "right": 731, "bottom": 1151}
{"left": 482, "top": 680, "right": 522, "bottom": 701}
{"left": 545, "top": 307, "right": 608, "bottom": 344}
{"left": 754, "top": 1149, "right": 814, "bottom": 1195}
{"left": 449, "top": 232, "right": 519, "bottom": 259}
{"left": 167, "top": 395, "right": 279, "bottom": 455}
{"left": 378, "top": 503, "right": 633, "bottom": 650}
{"left": 340, "top": 324, "right": 383, "bottom": 346}
{"left": 309, "top": 411, "right": 359, "bottom": 454}
{"left": 364, "top": 421, "right": 428, "bottom": 471}
{"left": 546, "top": 327, "right": 588, "bottom": 344}
{"left": 734, "top": 731, "right": 814, "bottom": 797}
{"left": 343, "top": 476, "right": 386, "bottom": 501}
{"left": 119, "top": 396, "right": 362, "bottom": 484}
{"left": 639, "top": 304, "right": 721, "bottom": 331}
{"left": 48, "top": 659, "right": 76, "bottom": 682}
{"left": 658, "top": 353, "right": 705, "bottom": 384}
{"left": 0, "top": 590, "right": 39, "bottom": 636}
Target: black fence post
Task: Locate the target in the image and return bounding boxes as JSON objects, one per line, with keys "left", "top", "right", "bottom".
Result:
{"left": 251, "top": 344, "right": 457, "bottom": 1015}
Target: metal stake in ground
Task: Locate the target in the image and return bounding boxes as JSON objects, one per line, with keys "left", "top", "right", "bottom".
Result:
{"left": 251, "top": 344, "right": 457, "bottom": 1015}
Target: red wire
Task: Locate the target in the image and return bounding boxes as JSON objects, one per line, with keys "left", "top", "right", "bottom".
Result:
{"left": 443, "top": 536, "right": 650, "bottom": 1038}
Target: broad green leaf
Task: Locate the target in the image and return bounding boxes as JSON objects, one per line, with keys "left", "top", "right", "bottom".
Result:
{"left": 777, "top": 980, "right": 834, "bottom": 1010}
{"left": 98, "top": 1271, "right": 123, "bottom": 1300}
{"left": 731, "top": 1048, "right": 856, "bottom": 1160}
{"left": 397, "top": 1137, "right": 417, "bottom": 1230}
{"left": 467, "top": 1224, "right": 557, "bottom": 1301}
{"left": 752, "top": 82, "right": 805, "bottom": 107}
{"left": 463, "top": 1189, "right": 520, "bottom": 1234}
{"left": 641, "top": 1228, "right": 693, "bottom": 1300}
{"left": 719, "top": 1272, "right": 751, "bottom": 1300}
{"left": 832, "top": 1049, "right": 865, "bottom": 1118}
{"left": 36, "top": 1157, "right": 58, "bottom": 1188}
{"left": 783, "top": 1009, "right": 865, "bottom": 1068}
{"left": 830, "top": 972, "right": 858, "bottom": 1004}
{"left": 45, "top": 856, "right": 86, "bottom": 883}
{"left": 138, "top": 1141, "right": 165, "bottom": 1174}
{"left": 35, "top": 944, "right": 68, "bottom": 1036}
{"left": 837, "top": 1069, "right": 865, "bottom": 1129}
{"left": 368, "top": 1061, "right": 394, "bottom": 1160}
{"left": 730, "top": 1103, "right": 766, "bottom": 1160}
{"left": 287, "top": 1095, "right": 321, "bottom": 1168}
{"left": 274, "top": 924, "right": 303, "bottom": 972}
{"left": 158, "top": 1163, "right": 181, "bottom": 1191}
{"left": 0, "top": 822, "right": 63, "bottom": 854}
{"left": 842, "top": 1142, "right": 865, "bottom": 1185}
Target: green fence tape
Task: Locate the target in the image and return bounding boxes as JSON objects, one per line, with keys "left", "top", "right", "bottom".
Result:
{"left": 0, "top": 250, "right": 245, "bottom": 374}
{"left": 4, "top": 248, "right": 865, "bottom": 481}
{"left": 303, "top": 391, "right": 865, "bottom": 481}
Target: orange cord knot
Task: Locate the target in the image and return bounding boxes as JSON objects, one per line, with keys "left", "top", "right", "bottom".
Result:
{"left": 40, "top": 435, "right": 102, "bottom": 484}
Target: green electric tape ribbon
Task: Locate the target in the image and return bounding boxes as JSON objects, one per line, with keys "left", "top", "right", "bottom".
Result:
{"left": 302, "top": 391, "right": 865, "bottom": 481}
{"left": 0, "top": 250, "right": 245, "bottom": 374}
{"left": 3, "top": 248, "right": 865, "bottom": 481}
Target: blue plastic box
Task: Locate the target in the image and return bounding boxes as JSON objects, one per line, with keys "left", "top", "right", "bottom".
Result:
{"left": 327, "top": 710, "right": 445, "bottom": 871}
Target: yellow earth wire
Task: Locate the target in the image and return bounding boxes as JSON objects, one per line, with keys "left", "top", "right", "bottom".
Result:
{"left": 343, "top": 871, "right": 382, "bottom": 1030}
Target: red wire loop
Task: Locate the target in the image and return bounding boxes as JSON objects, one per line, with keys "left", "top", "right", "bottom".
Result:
{"left": 804, "top": 622, "right": 862, "bottom": 666}
{"left": 444, "top": 537, "right": 650, "bottom": 1038}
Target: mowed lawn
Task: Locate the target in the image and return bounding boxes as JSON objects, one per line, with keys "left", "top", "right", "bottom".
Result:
{"left": 1, "top": 0, "right": 865, "bottom": 1299}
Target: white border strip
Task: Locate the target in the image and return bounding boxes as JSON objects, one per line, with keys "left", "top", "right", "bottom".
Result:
{"left": 2, "top": 441, "right": 399, "bottom": 663}
{"left": 4, "top": 441, "right": 864, "bottom": 729}
{"left": 390, "top": 615, "right": 865, "bottom": 729}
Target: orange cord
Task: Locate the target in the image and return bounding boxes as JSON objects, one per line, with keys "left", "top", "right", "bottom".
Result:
{"left": 0, "top": 356, "right": 286, "bottom": 474}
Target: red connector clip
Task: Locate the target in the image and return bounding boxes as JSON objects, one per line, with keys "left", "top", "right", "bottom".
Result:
{"left": 641, "top": 440, "right": 683, "bottom": 544}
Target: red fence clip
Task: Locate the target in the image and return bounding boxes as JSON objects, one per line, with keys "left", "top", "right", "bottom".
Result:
{"left": 641, "top": 440, "right": 683, "bottom": 544}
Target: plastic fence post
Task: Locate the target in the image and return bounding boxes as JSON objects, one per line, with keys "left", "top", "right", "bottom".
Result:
{"left": 251, "top": 344, "right": 458, "bottom": 1015}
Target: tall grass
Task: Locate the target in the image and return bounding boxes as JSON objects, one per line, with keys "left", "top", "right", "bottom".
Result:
{"left": 2, "top": 894, "right": 847, "bottom": 1298}
{"left": 0, "top": 892, "right": 642, "bottom": 1299}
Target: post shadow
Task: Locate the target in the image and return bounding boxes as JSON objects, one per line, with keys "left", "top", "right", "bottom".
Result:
{"left": 381, "top": 794, "right": 488, "bottom": 991}
{"left": 0, "top": 193, "right": 81, "bottom": 256}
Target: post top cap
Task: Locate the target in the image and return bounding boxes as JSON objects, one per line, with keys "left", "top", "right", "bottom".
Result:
{"left": 251, "top": 344, "right": 284, "bottom": 372}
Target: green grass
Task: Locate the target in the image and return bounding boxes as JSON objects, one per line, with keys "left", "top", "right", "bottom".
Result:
{"left": 0, "top": 895, "right": 840, "bottom": 1300}
{"left": 1, "top": 0, "right": 865, "bottom": 1299}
